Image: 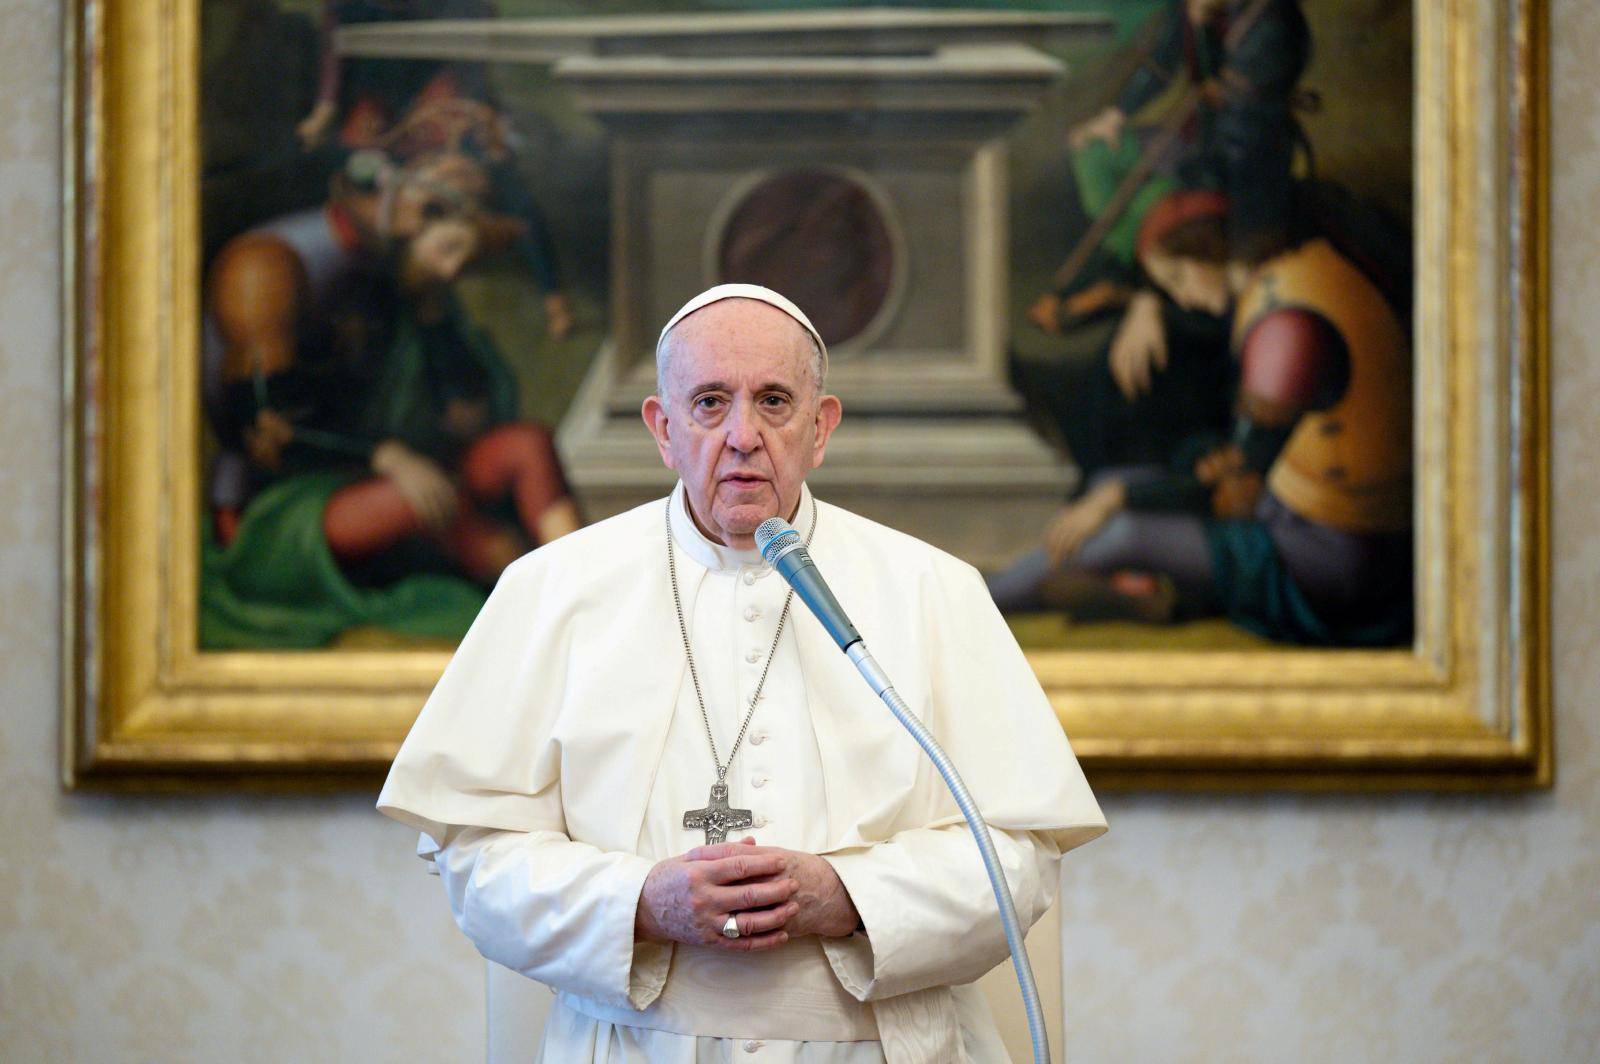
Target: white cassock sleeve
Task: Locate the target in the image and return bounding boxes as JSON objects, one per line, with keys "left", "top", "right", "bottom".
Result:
{"left": 432, "top": 826, "right": 673, "bottom": 1011}
{"left": 376, "top": 545, "right": 684, "bottom": 1014}
{"left": 809, "top": 555, "right": 1103, "bottom": 1003}
{"left": 820, "top": 826, "right": 1059, "bottom": 1000}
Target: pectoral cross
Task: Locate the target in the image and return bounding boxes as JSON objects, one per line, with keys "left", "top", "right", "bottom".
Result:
{"left": 683, "top": 782, "right": 753, "bottom": 845}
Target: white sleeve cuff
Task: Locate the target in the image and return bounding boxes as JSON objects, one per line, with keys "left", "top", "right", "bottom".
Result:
{"left": 819, "top": 930, "right": 877, "bottom": 1001}
{"left": 627, "top": 941, "right": 672, "bottom": 1009}
{"left": 818, "top": 850, "right": 895, "bottom": 1000}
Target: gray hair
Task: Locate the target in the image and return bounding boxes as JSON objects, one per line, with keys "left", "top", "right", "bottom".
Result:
{"left": 654, "top": 303, "right": 827, "bottom": 399}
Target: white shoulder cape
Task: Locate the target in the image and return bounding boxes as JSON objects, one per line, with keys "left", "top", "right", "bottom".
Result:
{"left": 378, "top": 492, "right": 1104, "bottom": 861}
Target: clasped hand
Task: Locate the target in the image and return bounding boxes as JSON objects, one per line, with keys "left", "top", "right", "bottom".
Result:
{"left": 635, "top": 839, "right": 860, "bottom": 953}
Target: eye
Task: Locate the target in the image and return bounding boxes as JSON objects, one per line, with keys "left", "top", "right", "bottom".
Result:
{"left": 759, "top": 393, "right": 791, "bottom": 411}
{"left": 692, "top": 394, "right": 726, "bottom": 414}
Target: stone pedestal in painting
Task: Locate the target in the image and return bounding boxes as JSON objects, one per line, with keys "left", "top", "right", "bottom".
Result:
{"left": 339, "top": 11, "right": 1113, "bottom": 566}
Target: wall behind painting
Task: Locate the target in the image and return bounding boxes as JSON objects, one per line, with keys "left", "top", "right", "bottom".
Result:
{"left": 2, "top": 0, "right": 1597, "bottom": 1059}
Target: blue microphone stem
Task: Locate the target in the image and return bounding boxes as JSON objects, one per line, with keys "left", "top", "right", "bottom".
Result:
{"left": 755, "top": 516, "right": 1050, "bottom": 1062}
{"left": 845, "top": 642, "right": 1052, "bottom": 1064}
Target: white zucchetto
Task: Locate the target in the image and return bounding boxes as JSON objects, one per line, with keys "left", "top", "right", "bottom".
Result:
{"left": 656, "top": 283, "right": 828, "bottom": 372}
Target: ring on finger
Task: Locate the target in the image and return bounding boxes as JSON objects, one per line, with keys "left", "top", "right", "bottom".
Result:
{"left": 721, "top": 915, "right": 741, "bottom": 939}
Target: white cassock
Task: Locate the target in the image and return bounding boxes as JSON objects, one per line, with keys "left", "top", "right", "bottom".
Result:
{"left": 378, "top": 483, "right": 1106, "bottom": 1063}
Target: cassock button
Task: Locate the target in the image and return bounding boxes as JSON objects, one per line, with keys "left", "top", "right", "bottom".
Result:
{"left": 744, "top": 649, "right": 761, "bottom": 664}
{"left": 750, "top": 732, "right": 767, "bottom": 745}
{"left": 752, "top": 775, "right": 768, "bottom": 789}
{"left": 742, "top": 571, "right": 757, "bottom": 586}
{"left": 743, "top": 606, "right": 760, "bottom": 622}
{"left": 743, "top": 1040, "right": 763, "bottom": 1053}
{"left": 753, "top": 815, "right": 769, "bottom": 828}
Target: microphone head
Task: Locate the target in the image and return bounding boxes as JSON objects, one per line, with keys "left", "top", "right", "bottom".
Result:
{"left": 755, "top": 517, "right": 800, "bottom": 565}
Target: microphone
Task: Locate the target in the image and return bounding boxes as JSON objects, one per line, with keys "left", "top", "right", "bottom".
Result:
{"left": 755, "top": 517, "right": 862, "bottom": 650}
{"left": 753, "top": 511, "right": 1053, "bottom": 1064}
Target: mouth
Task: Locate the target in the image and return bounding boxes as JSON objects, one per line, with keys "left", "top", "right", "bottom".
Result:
{"left": 719, "top": 473, "right": 770, "bottom": 492}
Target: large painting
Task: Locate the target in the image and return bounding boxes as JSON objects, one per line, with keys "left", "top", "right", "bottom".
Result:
{"left": 63, "top": 0, "right": 1549, "bottom": 787}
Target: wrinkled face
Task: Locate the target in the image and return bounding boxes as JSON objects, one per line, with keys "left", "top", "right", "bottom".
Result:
{"left": 642, "top": 299, "right": 842, "bottom": 549}
{"left": 1140, "top": 246, "right": 1233, "bottom": 317}
{"left": 398, "top": 217, "right": 478, "bottom": 294}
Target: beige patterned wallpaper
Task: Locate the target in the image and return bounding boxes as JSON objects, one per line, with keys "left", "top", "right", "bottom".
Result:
{"left": 2, "top": 0, "right": 1597, "bottom": 1059}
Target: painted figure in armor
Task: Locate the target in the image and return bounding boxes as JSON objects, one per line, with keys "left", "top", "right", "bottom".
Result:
{"left": 991, "top": 189, "right": 1412, "bottom": 647}
{"left": 1070, "top": 0, "right": 1312, "bottom": 261}
{"left": 1020, "top": 0, "right": 1313, "bottom": 495}
{"left": 199, "top": 150, "right": 582, "bottom": 649}
{"left": 294, "top": 0, "right": 576, "bottom": 340}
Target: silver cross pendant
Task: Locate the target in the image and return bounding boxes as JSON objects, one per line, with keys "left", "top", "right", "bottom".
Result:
{"left": 683, "top": 781, "right": 754, "bottom": 845}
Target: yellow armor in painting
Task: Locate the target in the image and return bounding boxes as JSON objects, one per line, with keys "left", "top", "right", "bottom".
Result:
{"left": 1234, "top": 238, "right": 1412, "bottom": 534}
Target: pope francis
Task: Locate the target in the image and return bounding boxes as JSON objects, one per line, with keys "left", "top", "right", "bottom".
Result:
{"left": 377, "top": 284, "right": 1107, "bottom": 1062}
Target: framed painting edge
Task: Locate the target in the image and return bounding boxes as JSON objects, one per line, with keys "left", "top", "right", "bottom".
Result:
{"left": 60, "top": 0, "right": 1551, "bottom": 791}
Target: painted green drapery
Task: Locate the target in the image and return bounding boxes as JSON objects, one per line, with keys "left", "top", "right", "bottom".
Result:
{"left": 199, "top": 306, "right": 517, "bottom": 649}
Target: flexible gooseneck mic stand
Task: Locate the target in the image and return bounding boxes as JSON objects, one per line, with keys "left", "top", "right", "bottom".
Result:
{"left": 756, "top": 518, "right": 1051, "bottom": 1064}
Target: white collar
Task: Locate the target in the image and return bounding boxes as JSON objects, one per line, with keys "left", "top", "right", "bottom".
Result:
{"left": 668, "top": 481, "right": 815, "bottom": 574}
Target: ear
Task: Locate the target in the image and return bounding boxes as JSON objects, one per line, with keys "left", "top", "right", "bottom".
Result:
{"left": 809, "top": 394, "right": 843, "bottom": 469}
{"left": 641, "top": 395, "right": 677, "bottom": 470}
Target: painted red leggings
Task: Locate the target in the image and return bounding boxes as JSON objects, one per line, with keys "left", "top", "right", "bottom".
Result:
{"left": 323, "top": 421, "right": 569, "bottom": 580}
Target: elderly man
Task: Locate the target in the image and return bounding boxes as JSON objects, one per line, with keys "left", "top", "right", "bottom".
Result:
{"left": 378, "top": 284, "right": 1105, "bottom": 1061}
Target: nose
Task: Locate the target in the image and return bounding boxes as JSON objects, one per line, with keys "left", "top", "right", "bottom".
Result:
{"left": 724, "top": 397, "right": 762, "bottom": 453}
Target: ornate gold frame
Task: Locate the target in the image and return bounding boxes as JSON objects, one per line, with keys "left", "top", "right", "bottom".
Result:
{"left": 62, "top": 0, "right": 1549, "bottom": 789}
